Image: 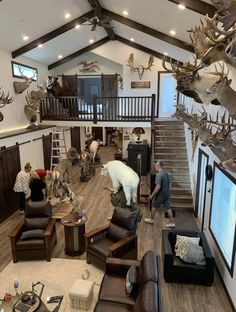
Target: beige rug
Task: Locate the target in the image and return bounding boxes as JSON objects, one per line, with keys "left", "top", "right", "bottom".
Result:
{"left": 0, "top": 258, "right": 104, "bottom": 311}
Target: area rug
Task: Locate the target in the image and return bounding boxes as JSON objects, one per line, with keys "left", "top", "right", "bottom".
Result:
{"left": 0, "top": 258, "right": 104, "bottom": 311}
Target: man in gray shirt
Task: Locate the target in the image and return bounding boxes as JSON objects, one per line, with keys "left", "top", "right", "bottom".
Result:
{"left": 145, "top": 161, "right": 175, "bottom": 227}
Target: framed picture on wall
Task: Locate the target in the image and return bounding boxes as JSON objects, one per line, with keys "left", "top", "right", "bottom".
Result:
{"left": 131, "top": 81, "right": 151, "bottom": 88}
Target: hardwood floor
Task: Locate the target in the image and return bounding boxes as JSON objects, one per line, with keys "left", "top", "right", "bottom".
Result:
{"left": 0, "top": 145, "right": 233, "bottom": 312}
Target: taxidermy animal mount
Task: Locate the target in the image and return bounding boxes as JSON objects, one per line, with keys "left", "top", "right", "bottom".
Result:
{"left": 0, "top": 87, "right": 14, "bottom": 122}
{"left": 127, "top": 53, "right": 154, "bottom": 80}
{"left": 78, "top": 60, "right": 100, "bottom": 72}
{"left": 13, "top": 67, "right": 36, "bottom": 94}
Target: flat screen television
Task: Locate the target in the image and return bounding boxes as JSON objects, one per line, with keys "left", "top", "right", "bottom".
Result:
{"left": 209, "top": 162, "right": 236, "bottom": 276}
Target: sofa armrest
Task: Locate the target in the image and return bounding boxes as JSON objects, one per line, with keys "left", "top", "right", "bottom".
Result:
{"left": 84, "top": 224, "right": 109, "bottom": 244}
{"left": 108, "top": 234, "right": 138, "bottom": 258}
{"left": 9, "top": 222, "right": 24, "bottom": 241}
{"left": 105, "top": 257, "right": 140, "bottom": 275}
{"left": 44, "top": 218, "right": 56, "bottom": 236}
{"left": 200, "top": 233, "right": 214, "bottom": 259}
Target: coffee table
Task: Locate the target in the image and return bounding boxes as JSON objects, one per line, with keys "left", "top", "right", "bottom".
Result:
{"left": 0, "top": 279, "right": 66, "bottom": 312}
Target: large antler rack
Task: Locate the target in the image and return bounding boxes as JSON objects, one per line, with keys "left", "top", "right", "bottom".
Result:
{"left": 0, "top": 87, "right": 14, "bottom": 108}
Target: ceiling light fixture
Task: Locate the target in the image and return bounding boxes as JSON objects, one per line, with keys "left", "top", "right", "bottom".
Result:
{"left": 164, "top": 52, "right": 168, "bottom": 56}
{"left": 58, "top": 55, "right": 63, "bottom": 59}
{"left": 23, "top": 36, "right": 29, "bottom": 41}
{"left": 75, "top": 24, "right": 81, "bottom": 29}
{"left": 170, "top": 30, "right": 176, "bottom": 35}
{"left": 65, "top": 13, "right": 71, "bottom": 19}
{"left": 123, "top": 10, "right": 128, "bottom": 16}
{"left": 178, "top": 4, "right": 185, "bottom": 10}
{"left": 38, "top": 44, "right": 43, "bottom": 48}
{"left": 89, "top": 39, "right": 94, "bottom": 44}
{"left": 130, "top": 38, "right": 135, "bottom": 42}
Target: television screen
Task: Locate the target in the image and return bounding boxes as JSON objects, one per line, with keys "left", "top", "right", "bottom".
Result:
{"left": 209, "top": 162, "right": 236, "bottom": 276}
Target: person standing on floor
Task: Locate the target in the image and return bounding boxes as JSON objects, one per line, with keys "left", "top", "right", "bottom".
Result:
{"left": 13, "top": 162, "right": 32, "bottom": 214}
{"left": 29, "top": 168, "right": 47, "bottom": 201}
{"left": 144, "top": 160, "right": 175, "bottom": 228}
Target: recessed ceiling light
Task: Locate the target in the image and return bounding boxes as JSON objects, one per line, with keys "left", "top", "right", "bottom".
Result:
{"left": 169, "top": 30, "right": 176, "bottom": 36}
{"left": 58, "top": 55, "right": 63, "bottom": 59}
{"left": 65, "top": 13, "right": 71, "bottom": 19}
{"left": 164, "top": 52, "right": 168, "bottom": 56}
{"left": 178, "top": 4, "right": 185, "bottom": 10}
{"left": 123, "top": 10, "right": 128, "bottom": 16}
{"left": 130, "top": 38, "right": 135, "bottom": 42}
{"left": 89, "top": 39, "right": 94, "bottom": 44}
{"left": 75, "top": 24, "right": 81, "bottom": 29}
{"left": 38, "top": 43, "right": 43, "bottom": 48}
{"left": 23, "top": 36, "right": 29, "bottom": 41}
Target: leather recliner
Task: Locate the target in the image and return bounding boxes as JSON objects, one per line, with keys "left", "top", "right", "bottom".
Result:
{"left": 9, "top": 200, "right": 57, "bottom": 262}
{"left": 85, "top": 207, "right": 140, "bottom": 269}
{"left": 162, "top": 230, "right": 215, "bottom": 285}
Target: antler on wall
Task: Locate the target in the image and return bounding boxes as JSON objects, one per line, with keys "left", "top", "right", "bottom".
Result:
{"left": 127, "top": 53, "right": 154, "bottom": 80}
{"left": 0, "top": 87, "right": 14, "bottom": 122}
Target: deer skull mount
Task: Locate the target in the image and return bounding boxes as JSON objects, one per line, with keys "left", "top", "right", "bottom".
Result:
{"left": 127, "top": 54, "right": 154, "bottom": 80}
{"left": 13, "top": 67, "right": 37, "bottom": 94}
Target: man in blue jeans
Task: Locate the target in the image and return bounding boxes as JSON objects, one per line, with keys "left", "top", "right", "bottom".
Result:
{"left": 144, "top": 161, "right": 175, "bottom": 227}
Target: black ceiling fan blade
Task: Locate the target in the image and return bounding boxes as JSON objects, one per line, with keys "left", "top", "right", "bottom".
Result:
{"left": 102, "top": 24, "right": 114, "bottom": 29}
{"left": 82, "top": 17, "right": 93, "bottom": 23}
{"left": 91, "top": 24, "right": 96, "bottom": 31}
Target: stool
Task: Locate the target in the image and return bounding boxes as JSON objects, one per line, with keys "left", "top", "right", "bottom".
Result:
{"left": 69, "top": 279, "right": 94, "bottom": 310}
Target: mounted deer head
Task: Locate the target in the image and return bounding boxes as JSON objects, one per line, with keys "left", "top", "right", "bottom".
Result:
{"left": 13, "top": 67, "right": 36, "bottom": 94}
{"left": 210, "top": 0, "right": 236, "bottom": 31}
{"left": 127, "top": 54, "right": 154, "bottom": 80}
{"left": 46, "top": 76, "right": 66, "bottom": 96}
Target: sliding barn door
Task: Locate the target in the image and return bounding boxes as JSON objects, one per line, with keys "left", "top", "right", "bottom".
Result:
{"left": 42, "top": 134, "right": 52, "bottom": 170}
{"left": 71, "top": 127, "right": 81, "bottom": 153}
{"left": 0, "top": 145, "right": 21, "bottom": 223}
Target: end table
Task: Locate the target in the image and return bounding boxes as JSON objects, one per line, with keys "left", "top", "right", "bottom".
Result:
{"left": 61, "top": 214, "right": 87, "bottom": 256}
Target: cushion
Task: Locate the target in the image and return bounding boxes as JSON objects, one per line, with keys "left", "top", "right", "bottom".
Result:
{"left": 125, "top": 265, "right": 137, "bottom": 297}
{"left": 106, "top": 223, "right": 131, "bottom": 242}
{"left": 133, "top": 281, "right": 159, "bottom": 312}
{"left": 175, "top": 235, "right": 206, "bottom": 265}
{"left": 24, "top": 217, "right": 50, "bottom": 230}
{"left": 21, "top": 229, "right": 44, "bottom": 240}
{"left": 111, "top": 207, "right": 139, "bottom": 231}
{"left": 175, "top": 235, "right": 200, "bottom": 257}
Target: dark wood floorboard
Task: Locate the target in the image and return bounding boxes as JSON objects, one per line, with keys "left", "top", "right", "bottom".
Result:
{"left": 0, "top": 146, "right": 233, "bottom": 312}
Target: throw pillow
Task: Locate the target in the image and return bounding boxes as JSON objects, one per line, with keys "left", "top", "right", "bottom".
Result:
{"left": 106, "top": 223, "right": 131, "bottom": 242}
{"left": 179, "top": 241, "right": 206, "bottom": 265}
{"left": 21, "top": 229, "right": 44, "bottom": 240}
{"left": 125, "top": 265, "right": 137, "bottom": 297}
{"left": 175, "top": 235, "right": 200, "bottom": 257}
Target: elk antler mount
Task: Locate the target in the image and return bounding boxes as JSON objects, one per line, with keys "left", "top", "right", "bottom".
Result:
{"left": 127, "top": 54, "right": 154, "bottom": 80}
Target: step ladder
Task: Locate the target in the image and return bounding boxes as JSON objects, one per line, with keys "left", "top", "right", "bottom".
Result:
{"left": 50, "top": 128, "right": 67, "bottom": 171}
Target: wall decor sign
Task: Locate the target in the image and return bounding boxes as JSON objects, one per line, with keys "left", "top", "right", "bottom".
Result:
{"left": 131, "top": 81, "right": 151, "bottom": 89}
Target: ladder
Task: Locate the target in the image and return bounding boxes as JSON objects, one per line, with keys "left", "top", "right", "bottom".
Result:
{"left": 50, "top": 128, "right": 67, "bottom": 171}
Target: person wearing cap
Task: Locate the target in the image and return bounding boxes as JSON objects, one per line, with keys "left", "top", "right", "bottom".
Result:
{"left": 144, "top": 161, "right": 175, "bottom": 227}
{"left": 29, "top": 168, "right": 47, "bottom": 201}
{"left": 13, "top": 162, "right": 32, "bottom": 214}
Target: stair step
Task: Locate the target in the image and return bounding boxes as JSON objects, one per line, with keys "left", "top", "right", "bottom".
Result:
{"left": 155, "top": 141, "right": 186, "bottom": 146}
{"left": 157, "top": 160, "right": 189, "bottom": 166}
{"left": 155, "top": 125, "right": 184, "bottom": 130}
{"left": 155, "top": 153, "right": 187, "bottom": 160}
{"left": 155, "top": 130, "right": 185, "bottom": 135}
{"left": 154, "top": 136, "right": 185, "bottom": 141}
{"left": 171, "top": 188, "right": 192, "bottom": 194}
{"left": 171, "top": 181, "right": 191, "bottom": 188}
{"left": 155, "top": 120, "right": 183, "bottom": 125}
{"left": 171, "top": 202, "right": 194, "bottom": 212}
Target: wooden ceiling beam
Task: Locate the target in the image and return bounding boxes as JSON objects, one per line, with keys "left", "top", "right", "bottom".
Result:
{"left": 103, "top": 9, "right": 194, "bottom": 53}
{"left": 48, "top": 36, "right": 110, "bottom": 70}
{"left": 12, "top": 11, "right": 94, "bottom": 59}
{"left": 116, "top": 35, "right": 181, "bottom": 64}
{"left": 167, "top": 0, "right": 216, "bottom": 17}
{"left": 87, "top": 0, "right": 116, "bottom": 39}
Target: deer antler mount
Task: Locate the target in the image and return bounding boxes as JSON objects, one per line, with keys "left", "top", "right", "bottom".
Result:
{"left": 127, "top": 54, "right": 154, "bottom": 80}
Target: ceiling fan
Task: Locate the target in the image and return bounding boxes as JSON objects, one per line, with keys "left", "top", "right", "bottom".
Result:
{"left": 82, "top": 15, "right": 113, "bottom": 31}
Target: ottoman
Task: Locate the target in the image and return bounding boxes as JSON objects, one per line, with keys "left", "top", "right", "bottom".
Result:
{"left": 69, "top": 279, "right": 94, "bottom": 311}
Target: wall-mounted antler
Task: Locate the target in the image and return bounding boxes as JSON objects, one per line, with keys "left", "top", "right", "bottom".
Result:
{"left": 127, "top": 53, "right": 154, "bottom": 80}
{"left": 0, "top": 87, "right": 14, "bottom": 122}
{"left": 211, "top": 0, "right": 236, "bottom": 31}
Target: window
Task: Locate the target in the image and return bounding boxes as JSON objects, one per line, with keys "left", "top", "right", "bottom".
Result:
{"left": 11, "top": 61, "right": 38, "bottom": 81}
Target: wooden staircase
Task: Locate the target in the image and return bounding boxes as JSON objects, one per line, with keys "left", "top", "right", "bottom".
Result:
{"left": 154, "top": 119, "right": 193, "bottom": 212}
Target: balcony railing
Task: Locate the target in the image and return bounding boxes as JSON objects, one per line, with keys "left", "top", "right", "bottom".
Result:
{"left": 41, "top": 94, "right": 156, "bottom": 123}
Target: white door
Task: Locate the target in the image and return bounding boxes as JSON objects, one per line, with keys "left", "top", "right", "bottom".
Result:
{"left": 158, "top": 72, "right": 177, "bottom": 117}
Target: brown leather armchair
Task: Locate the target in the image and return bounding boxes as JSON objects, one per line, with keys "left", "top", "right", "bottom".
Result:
{"left": 85, "top": 207, "right": 140, "bottom": 269}
{"left": 9, "top": 200, "right": 57, "bottom": 263}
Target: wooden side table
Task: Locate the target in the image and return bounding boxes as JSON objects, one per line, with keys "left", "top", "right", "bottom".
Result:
{"left": 61, "top": 214, "right": 87, "bottom": 256}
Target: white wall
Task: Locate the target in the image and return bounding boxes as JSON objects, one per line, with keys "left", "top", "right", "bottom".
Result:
{"left": 0, "top": 48, "right": 49, "bottom": 132}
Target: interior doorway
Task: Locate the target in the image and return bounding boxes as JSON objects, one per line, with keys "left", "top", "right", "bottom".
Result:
{"left": 195, "top": 149, "right": 209, "bottom": 231}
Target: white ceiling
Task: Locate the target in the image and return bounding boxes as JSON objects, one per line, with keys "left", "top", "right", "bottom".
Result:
{"left": 0, "top": 0, "right": 214, "bottom": 67}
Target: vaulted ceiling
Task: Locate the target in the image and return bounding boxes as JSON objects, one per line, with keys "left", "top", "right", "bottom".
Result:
{"left": 0, "top": 0, "right": 217, "bottom": 69}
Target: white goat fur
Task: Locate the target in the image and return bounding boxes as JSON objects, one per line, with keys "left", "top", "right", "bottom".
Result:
{"left": 89, "top": 139, "right": 103, "bottom": 162}
{"left": 101, "top": 160, "right": 140, "bottom": 206}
